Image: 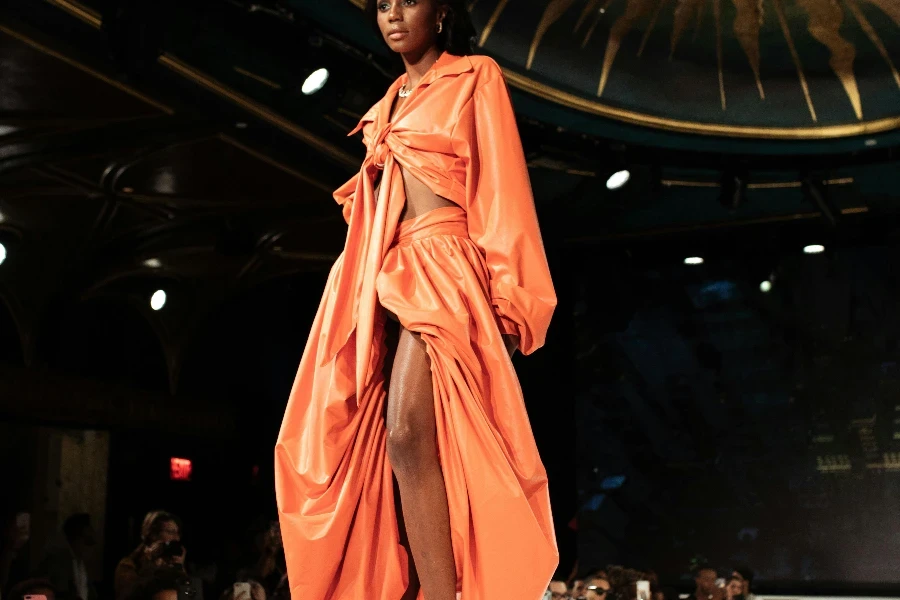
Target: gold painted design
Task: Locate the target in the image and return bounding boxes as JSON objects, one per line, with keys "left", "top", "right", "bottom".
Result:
{"left": 662, "top": 177, "right": 854, "bottom": 188}
{"left": 732, "top": 0, "right": 765, "bottom": 99}
{"left": 528, "top": 0, "right": 578, "bottom": 69}
{"left": 234, "top": 67, "right": 282, "bottom": 90}
{"left": 638, "top": 0, "right": 668, "bottom": 57}
{"left": 797, "top": 0, "right": 862, "bottom": 120}
{"left": 670, "top": 0, "right": 705, "bottom": 58}
{"left": 504, "top": 66, "right": 900, "bottom": 137}
{"left": 342, "top": 0, "right": 900, "bottom": 139}
{"left": 598, "top": 0, "right": 657, "bottom": 96}
{"left": 845, "top": 0, "right": 900, "bottom": 90}
{"left": 45, "top": 0, "right": 101, "bottom": 28}
{"left": 159, "top": 54, "right": 357, "bottom": 168}
{"left": 0, "top": 25, "right": 173, "bottom": 114}
{"left": 772, "top": 0, "right": 817, "bottom": 122}
{"left": 582, "top": 0, "right": 616, "bottom": 48}
{"left": 479, "top": 0, "right": 510, "bottom": 47}
{"left": 715, "top": 0, "right": 726, "bottom": 110}
{"left": 575, "top": 0, "right": 601, "bottom": 31}
{"left": 862, "top": 0, "right": 900, "bottom": 27}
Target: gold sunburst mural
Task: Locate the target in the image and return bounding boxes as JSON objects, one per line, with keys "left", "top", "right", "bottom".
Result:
{"left": 350, "top": 0, "right": 900, "bottom": 138}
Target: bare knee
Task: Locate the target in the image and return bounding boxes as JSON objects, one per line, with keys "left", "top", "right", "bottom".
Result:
{"left": 387, "top": 422, "right": 437, "bottom": 477}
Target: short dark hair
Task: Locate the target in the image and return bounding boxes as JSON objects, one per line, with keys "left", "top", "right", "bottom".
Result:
{"left": 62, "top": 513, "right": 91, "bottom": 543}
{"left": 365, "top": 0, "right": 477, "bottom": 56}
{"left": 128, "top": 567, "right": 185, "bottom": 600}
{"left": 692, "top": 564, "right": 717, "bottom": 577}
{"left": 9, "top": 578, "right": 57, "bottom": 599}
{"left": 733, "top": 566, "right": 754, "bottom": 583}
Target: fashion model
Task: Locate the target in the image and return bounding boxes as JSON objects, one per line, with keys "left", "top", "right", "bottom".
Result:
{"left": 275, "top": 1, "right": 558, "bottom": 598}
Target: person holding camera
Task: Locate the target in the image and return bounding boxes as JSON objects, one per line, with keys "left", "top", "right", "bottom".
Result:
{"left": 114, "top": 512, "right": 185, "bottom": 600}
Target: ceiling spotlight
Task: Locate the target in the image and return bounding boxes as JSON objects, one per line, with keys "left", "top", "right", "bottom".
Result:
{"left": 760, "top": 280, "right": 773, "bottom": 293}
{"left": 150, "top": 289, "right": 167, "bottom": 311}
{"left": 684, "top": 256, "right": 704, "bottom": 265}
{"left": 143, "top": 258, "right": 162, "bottom": 269}
{"left": 235, "top": 122, "right": 248, "bottom": 129}
{"left": 804, "top": 244, "right": 825, "bottom": 255}
{"left": 606, "top": 170, "right": 631, "bottom": 190}
{"left": 0, "top": 242, "right": 6, "bottom": 266}
{"left": 0, "top": 211, "right": 5, "bottom": 223}
{"left": 301, "top": 68, "right": 329, "bottom": 95}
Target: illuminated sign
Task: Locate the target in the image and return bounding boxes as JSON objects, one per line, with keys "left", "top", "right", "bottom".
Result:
{"left": 170, "top": 457, "right": 192, "bottom": 481}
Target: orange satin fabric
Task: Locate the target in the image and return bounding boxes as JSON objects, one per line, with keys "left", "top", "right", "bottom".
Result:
{"left": 275, "top": 52, "right": 558, "bottom": 600}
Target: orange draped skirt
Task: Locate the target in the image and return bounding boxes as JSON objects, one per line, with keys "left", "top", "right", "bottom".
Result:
{"left": 275, "top": 206, "right": 557, "bottom": 600}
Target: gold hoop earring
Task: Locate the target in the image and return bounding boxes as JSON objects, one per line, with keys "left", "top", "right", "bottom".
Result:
{"left": 436, "top": 22, "right": 443, "bottom": 34}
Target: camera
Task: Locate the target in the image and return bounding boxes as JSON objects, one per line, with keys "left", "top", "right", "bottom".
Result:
{"left": 161, "top": 540, "right": 184, "bottom": 559}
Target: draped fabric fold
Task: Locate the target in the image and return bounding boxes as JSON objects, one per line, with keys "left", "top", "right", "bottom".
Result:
{"left": 275, "top": 52, "right": 558, "bottom": 600}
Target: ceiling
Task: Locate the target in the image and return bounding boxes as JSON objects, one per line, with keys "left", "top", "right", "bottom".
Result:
{"left": 0, "top": 0, "right": 898, "bottom": 396}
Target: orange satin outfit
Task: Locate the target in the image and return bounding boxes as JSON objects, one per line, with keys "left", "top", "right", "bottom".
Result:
{"left": 274, "top": 51, "right": 558, "bottom": 600}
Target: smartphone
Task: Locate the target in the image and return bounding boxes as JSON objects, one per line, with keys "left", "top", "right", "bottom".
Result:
{"left": 636, "top": 580, "right": 651, "bottom": 600}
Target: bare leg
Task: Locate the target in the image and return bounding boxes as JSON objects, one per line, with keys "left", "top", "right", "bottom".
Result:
{"left": 386, "top": 327, "right": 456, "bottom": 600}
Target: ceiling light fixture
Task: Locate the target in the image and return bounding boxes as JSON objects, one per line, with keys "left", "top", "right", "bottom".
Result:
{"left": 301, "top": 68, "right": 329, "bottom": 95}
{"left": 0, "top": 243, "right": 6, "bottom": 266}
{"left": 606, "top": 169, "right": 631, "bottom": 190}
{"left": 803, "top": 244, "right": 825, "bottom": 255}
{"left": 150, "top": 289, "right": 167, "bottom": 311}
{"left": 684, "top": 256, "right": 704, "bottom": 265}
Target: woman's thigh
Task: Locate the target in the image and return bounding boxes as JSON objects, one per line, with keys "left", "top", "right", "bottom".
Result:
{"left": 385, "top": 326, "right": 436, "bottom": 440}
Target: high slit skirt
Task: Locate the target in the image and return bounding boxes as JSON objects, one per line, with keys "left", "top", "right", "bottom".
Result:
{"left": 275, "top": 206, "right": 558, "bottom": 600}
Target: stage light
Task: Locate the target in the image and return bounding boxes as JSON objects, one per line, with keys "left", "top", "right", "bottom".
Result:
{"left": 684, "top": 256, "right": 704, "bottom": 265}
{"left": 150, "top": 289, "right": 167, "bottom": 310}
{"left": 301, "top": 68, "right": 329, "bottom": 95}
{"left": 143, "top": 258, "right": 162, "bottom": 269}
{"left": 0, "top": 243, "right": 6, "bottom": 266}
{"left": 804, "top": 245, "right": 825, "bottom": 255}
{"left": 760, "top": 280, "right": 772, "bottom": 293}
{"left": 606, "top": 169, "right": 630, "bottom": 190}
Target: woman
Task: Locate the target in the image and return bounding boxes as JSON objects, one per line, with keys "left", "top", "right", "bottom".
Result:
{"left": 274, "top": 1, "right": 558, "bottom": 599}
{"left": 114, "top": 511, "right": 183, "bottom": 600}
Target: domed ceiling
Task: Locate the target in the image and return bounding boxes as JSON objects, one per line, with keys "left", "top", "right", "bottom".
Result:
{"left": 383, "top": 0, "right": 900, "bottom": 138}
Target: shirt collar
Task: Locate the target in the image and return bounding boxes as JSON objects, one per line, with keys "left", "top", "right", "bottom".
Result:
{"left": 349, "top": 52, "right": 474, "bottom": 136}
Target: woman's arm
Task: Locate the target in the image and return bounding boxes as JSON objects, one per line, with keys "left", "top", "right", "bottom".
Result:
{"left": 452, "top": 68, "right": 557, "bottom": 355}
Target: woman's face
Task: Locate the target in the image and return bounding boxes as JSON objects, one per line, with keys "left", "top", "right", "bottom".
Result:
{"left": 726, "top": 580, "right": 743, "bottom": 597}
{"left": 376, "top": 0, "right": 446, "bottom": 56}
{"left": 157, "top": 519, "right": 180, "bottom": 543}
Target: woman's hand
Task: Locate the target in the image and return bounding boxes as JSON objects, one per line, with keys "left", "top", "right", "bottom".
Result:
{"left": 502, "top": 334, "right": 519, "bottom": 358}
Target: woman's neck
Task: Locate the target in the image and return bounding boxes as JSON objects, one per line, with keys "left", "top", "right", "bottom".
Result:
{"left": 401, "top": 47, "right": 443, "bottom": 88}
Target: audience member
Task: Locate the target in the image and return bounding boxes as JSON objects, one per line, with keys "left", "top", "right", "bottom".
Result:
{"left": 583, "top": 575, "right": 611, "bottom": 600}
{"left": 724, "top": 576, "right": 743, "bottom": 600}
{"left": 37, "top": 514, "right": 97, "bottom": 600}
{"left": 692, "top": 565, "right": 723, "bottom": 600}
{"left": 731, "top": 567, "right": 755, "bottom": 600}
{"left": 547, "top": 580, "right": 569, "bottom": 600}
{"left": 7, "top": 579, "right": 57, "bottom": 600}
{"left": 1, "top": 511, "right": 31, "bottom": 598}
{"left": 114, "top": 512, "right": 184, "bottom": 600}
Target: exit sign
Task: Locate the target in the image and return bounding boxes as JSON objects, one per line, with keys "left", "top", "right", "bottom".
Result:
{"left": 170, "top": 457, "right": 192, "bottom": 481}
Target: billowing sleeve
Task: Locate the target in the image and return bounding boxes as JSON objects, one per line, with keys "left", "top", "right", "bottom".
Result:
{"left": 452, "top": 72, "right": 557, "bottom": 355}
{"left": 333, "top": 172, "right": 359, "bottom": 225}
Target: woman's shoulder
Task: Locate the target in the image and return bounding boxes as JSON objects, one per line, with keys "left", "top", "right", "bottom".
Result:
{"left": 466, "top": 54, "right": 503, "bottom": 82}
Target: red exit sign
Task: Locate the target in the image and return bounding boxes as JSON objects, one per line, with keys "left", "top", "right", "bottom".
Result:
{"left": 170, "top": 457, "right": 192, "bottom": 481}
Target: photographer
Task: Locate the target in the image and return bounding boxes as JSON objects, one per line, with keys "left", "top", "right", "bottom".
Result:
{"left": 114, "top": 512, "right": 186, "bottom": 600}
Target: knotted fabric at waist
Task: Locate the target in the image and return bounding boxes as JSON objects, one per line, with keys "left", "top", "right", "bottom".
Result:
{"left": 393, "top": 205, "right": 468, "bottom": 246}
